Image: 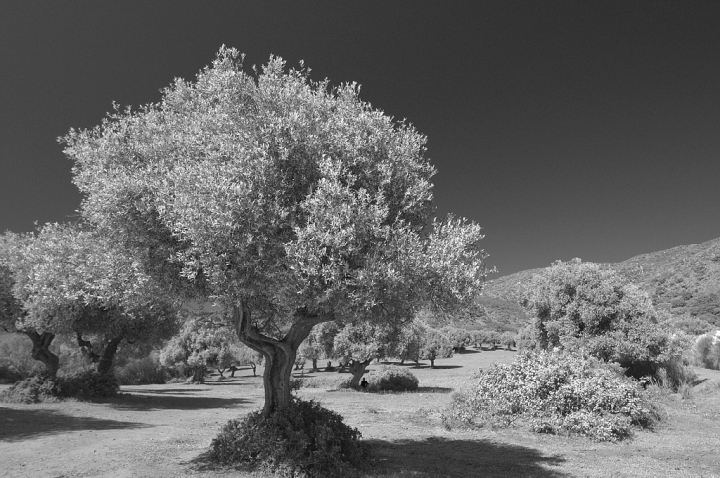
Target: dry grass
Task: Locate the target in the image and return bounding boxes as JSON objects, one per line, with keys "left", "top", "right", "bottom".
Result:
{"left": 1, "top": 348, "right": 719, "bottom": 477}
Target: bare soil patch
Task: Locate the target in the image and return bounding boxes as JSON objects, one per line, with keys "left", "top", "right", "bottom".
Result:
{"left": 1, "top": 349, "right": 719, "bottom": 477}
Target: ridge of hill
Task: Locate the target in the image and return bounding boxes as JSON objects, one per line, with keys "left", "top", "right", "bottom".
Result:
{"left": 478, "top": 237, "right": 720, "bottom": 334}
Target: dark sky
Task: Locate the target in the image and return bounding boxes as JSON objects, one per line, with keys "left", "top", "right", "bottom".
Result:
{"left": 1, "top": 1, "right": 719, "bottom": 277}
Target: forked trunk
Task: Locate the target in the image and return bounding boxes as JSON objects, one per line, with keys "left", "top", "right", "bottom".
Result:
{"left": 231, "top": 302, "right": 328, "bottom": 418}
{"left": 430, "top": 358, "right": 436, "bottom": 368}
{"left": 349, "top": 359, "right": 371, "bottom": 388}
{"left": 96, "top": 336, "right": 123, "bottom": 375}
{"left": 24, "top": 331, "right": 60, "bottom": 377}
{"left": 76, "top": 334, "right": 123, "bottom": 375}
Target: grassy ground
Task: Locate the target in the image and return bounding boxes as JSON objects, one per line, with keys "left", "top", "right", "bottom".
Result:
{"left": 1, "top": 348, "right": 719, "bottom": 477}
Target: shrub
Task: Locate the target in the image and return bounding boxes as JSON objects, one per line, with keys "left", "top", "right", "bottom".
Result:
{"left": 366, "top": 365, "right": 419, "bottom": 392}
{"left": 0, "top": 333, "right": 44, "bottom": 383}
{"left": 0, "top": 375, "right": 60, "bottom": 404}
{"left": 56, "top": 370, "right": 120, "bottom": 400}
{"left": 210, "top": 398, "right": 366, "bottom": 477}
{"left": 443, "top": 350, "right": 659, "bottom": 442}
{"left": 114, "top": 354, "right": 167, "bottom": 385}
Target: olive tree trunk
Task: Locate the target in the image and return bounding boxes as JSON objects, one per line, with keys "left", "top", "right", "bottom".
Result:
{"left": 24, "top": 331, "right": 60, "bottom": 377}
{"left": 76, "top": 333, "right": 123, "bottom": 375}
{"left": 96, "top": 336, "right": 123, "bottom": 375}
{"left": 232, "top": 302, "right": 327, "bottom": 418}
{"left": 348, "top": 359, "right": 372, "bottom": 389}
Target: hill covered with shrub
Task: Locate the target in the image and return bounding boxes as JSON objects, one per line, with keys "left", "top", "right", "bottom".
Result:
{"left": 479, "top": 236, "right": 720, "bottom": 334}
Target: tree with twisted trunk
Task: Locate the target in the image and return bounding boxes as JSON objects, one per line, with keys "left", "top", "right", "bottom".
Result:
{"left": 1, "top": 224, "right": 179, "bottom": 377}
{"left": 62, "top": 47, "right": 490, "bottom": 418}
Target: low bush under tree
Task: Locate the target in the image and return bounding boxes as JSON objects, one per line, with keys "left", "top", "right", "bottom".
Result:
{"left": 210, "top": 397, "right": 366, "bottom": 477}
{"left": 365, "top": 365, "right": 419, "bottom": 392}
{"left": 0, "top": 370, "right": 119, "bottom": 404}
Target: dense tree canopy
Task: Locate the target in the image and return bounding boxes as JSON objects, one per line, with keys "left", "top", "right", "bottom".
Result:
{"left": 1, "top": 224, "right": 179, "bottom": 375}
{"left": 63, "top": 47, "right": 489, "bottom": 415}
{"left": 521, "top": 259, "right": 682, "bottom": 378}
{"left": 160, "top": 313, "right": 235, "bottom": 382}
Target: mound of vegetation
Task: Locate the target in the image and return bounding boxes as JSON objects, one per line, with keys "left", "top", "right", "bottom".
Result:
{"left": 210, "top": 398, "right": 367, "bottom": 477}
{"left": 366, "top": 365, "right": 419, "bottom": 392}
{"left": 0, "top": 370, "right": 119, "bottom": 404}
{"left": 443, "top": 351, "right": 659, "bottom": 442}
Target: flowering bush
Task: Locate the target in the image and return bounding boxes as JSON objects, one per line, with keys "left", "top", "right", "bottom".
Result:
{"left": 443, "top": 350, "right": 659, "bottom": 441}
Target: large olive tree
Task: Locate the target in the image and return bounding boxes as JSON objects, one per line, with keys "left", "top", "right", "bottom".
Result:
{"left": 63, "top": 47, "right": 489, "bottom": 417}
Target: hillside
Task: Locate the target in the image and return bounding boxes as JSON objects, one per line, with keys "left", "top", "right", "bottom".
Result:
{"left": 612, "top": 237, "right": 720, "bottom": 331}
{"left": 479, "top": 236, "right": 720, "bottom": 334}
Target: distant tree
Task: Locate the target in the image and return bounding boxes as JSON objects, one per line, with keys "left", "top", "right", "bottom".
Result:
{"left": 229, "top": 343, "right": 264, "bottom": 377}
{"left": 692, "top": 331, "right": 720, "bottom": 370}
{"left": 63, "top": 48, "right": 489, "bottom": 418}
{"left": 420, "top": 328, "right": 454, "bottom": 368}
{"left": 1, "top": 224, "right": 179, "bottom": 377}
{"left": 297, "top": 332, "right": 323, "bottom": 372}
{"left": 160, "top": 313, "right": 235, "bottom": 382}
{"left": 515, "top": 325, "right": 537, "bottom": 350}
{"left": 521, "top": 259, "right": 684, "bottom": 378}
{"left": 393, "top": 320, "right": 426, "bottom": 365}
{"left": 333, "top": 322, "right": 401, "bottom": 388}
{"left": 440, "top": 326, "right": 473, "bottom": 352}
{"left": 500, "top": 331, "right": 516, "bottom": 350}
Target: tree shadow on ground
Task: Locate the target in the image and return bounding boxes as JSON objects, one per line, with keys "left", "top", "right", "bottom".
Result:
{"left": 455, "top": 348, "right": 481, "bottom": 354}
{"left": 0, "top": 407, "right": 149, "bottom": 442}
{"left": 414, "top": 386, "right": 453, "bottom": 393}
{"left": 204, "top": 380, "right": 259, "bottom": 386}
{"left": 121, "top": 387, "right": 212, "bottom": 394}
{"left": 184, "top": 436, "right": 569, "bottom": 478}
{"left": 424, "top": 365, "right": 463, "bottom": 370}
{"left": 107, "top": 393, "right": 249, "bottom": 411}
{"left": 366, "top": 436, "right": 569, "bottom": 478}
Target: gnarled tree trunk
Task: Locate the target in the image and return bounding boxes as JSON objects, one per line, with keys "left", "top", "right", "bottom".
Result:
{"left": 24, "top": 331, "right": 60, "bottom": 377}
{"left": 231, "top": 302, "right": 327, "bottom": 418}
{"left": 96, "top": 336, "right": 123, "bottom": 375}
{"left": 349, "top": 359, "right": 372, "bottom": 388}
{"left": 76, "top": 334, "right": 123, "bottom": 375}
